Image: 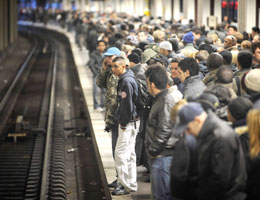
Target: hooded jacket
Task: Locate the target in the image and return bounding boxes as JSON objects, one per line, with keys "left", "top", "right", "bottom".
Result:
{"left": 116, "top": 69, "right": 138, "bottom": 129}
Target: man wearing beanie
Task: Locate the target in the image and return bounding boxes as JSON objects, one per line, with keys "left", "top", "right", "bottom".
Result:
{"left": 128, "top": 53, "right": 146, "bottom": 79}
{"left": 242, "top": 69, "right": 260, "bottom": 95}
{"left": 127, "top": 52, "right": 148, "bottom": 167}
{"left": 228, "top": 97, "right": 253, "bottom": 126}
{"left": 227, "top": 97, "right": 253, "bottom": 177}
{"left": 180, "top": 31, "right": 198, "bottom": 57}
{"left": 159, "top": 41, "right": 173, "bottom": 58}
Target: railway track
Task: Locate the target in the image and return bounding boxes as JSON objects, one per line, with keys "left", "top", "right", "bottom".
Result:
{"left": 0, "top": 27, "right": 111, "bottom": 200}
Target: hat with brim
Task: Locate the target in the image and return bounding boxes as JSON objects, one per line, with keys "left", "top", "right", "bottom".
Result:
{"left": 142, "top": 48, "right": 158, "bottom": 63}
{"left": 175, "top": 102, "right": 204, "bottom": 133}
{"left": 103, "top": 47, "right": 121, "bottom": 56}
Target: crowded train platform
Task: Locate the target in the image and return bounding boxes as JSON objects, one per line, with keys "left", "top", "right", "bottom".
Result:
{"left": 0, "top": 0, "right": 260, "bottom": 199}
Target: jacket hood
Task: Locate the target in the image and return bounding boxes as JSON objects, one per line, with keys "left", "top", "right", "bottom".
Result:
{"left": 118, "top": 69, "right": 135, "bottom": 84}
{"left": 120, "top": 69, "right": 135, "bottom": 79}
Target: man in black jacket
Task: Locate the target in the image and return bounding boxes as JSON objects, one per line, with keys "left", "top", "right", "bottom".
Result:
{"left": 110, "top": 56, "right": 140, "bottom": 195}
{"left": 145, "top": 64, "right": 183, "bottom": 200}
{"left": 176, "top": 102, "right": 247, "bottom": 200}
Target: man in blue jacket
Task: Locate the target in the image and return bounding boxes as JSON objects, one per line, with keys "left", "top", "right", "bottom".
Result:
{"left": 111, "top": 56, "right": 140, "bottom": 195}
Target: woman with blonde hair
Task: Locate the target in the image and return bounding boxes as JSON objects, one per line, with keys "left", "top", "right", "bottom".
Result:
{"left": 246, "top": 109, "right": 260, "bottom": 200}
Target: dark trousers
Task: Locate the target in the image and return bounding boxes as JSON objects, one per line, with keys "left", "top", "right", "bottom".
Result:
{"left": 111, "top": 123, "right": 118, "bottom": 159}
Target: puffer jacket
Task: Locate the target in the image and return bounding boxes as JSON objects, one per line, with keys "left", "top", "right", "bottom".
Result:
{"left": 145, "top": 87, "right": 183, "bottom": 157}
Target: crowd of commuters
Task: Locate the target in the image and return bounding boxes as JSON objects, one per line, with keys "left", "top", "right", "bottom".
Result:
{"left": 26, "top": 9, "right": 260, "bottom": 200}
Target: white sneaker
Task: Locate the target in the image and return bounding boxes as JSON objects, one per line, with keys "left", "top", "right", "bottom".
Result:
{"left": 95, "top": 107, "right": 104, "bottom": 112}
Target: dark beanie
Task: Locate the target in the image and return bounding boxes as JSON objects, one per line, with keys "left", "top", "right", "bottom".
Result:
{"left": 128, "top": 53, "right": 141, "bottom": 64}
{"left": 228, "top": 97, "right": 253, "bottom": 121}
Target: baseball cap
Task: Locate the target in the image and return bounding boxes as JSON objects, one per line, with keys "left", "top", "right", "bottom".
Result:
{"left": 175, "top": 102, "right": 204, "bottom": 133}
{"left": 159, "top": 41, "right": 173, "bottom": 51}
{"left": 103, "top": 47, "right": 121, "bottom": 56}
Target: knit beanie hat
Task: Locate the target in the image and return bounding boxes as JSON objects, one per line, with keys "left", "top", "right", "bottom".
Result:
{"left": 132, "top": 48, "right": 142, "bottom": 58}
{"left": 183, "top": 31, "right": 194, "bottom": 43}
{"left": 159, "top": 41, "right": 173, "bottom": 51}
{"left": 244, "top": 69, "right": 260, "bottom": 93}
{"left": 228, "top": 97, "right": 253, "bottom": 121}
{"left": 128, "top": 53, "right": 141, "bottom": 64}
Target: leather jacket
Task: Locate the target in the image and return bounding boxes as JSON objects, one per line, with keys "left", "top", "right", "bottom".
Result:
{"left": 145, "top": 87, "right": 183, "bottom": 157}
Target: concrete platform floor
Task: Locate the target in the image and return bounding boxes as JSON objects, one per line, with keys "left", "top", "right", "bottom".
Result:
{"left": 42, "top": 23, "right": 152, "bottom": 200}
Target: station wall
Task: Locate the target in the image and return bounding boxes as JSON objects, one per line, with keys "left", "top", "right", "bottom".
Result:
{"left": 0, "top": 0, "right": 18, "bottom": 55}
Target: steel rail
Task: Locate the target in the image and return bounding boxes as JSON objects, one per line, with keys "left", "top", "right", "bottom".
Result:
{"left": 40, "top": 40, "right": 58, "bottom": 200}
{"left": 0, "top": 39, "right": 37, "bottom": 113}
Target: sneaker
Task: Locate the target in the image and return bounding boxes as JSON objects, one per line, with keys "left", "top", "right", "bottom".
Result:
{"left": 95, "top": 107, "right": 104, "bottom": 112}
{"left": 111, "top": 186, "right": 130, "bottom": 195}
{"left": 108, "top": 179, "right": 118, "bottom": 188}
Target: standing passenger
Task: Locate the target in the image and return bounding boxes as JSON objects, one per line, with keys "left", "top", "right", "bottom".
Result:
{"left": 176, "top": 102, "right": 247, "bottom": 200}
{"left": 88, "top": 40, "right": 106, "bottom": 111}
{"left": 145, "top": 64, "right": 182, "bottom": 200}
{"left": 111, "top": 56, "right": 140, "bottom": 195}
{"left": 96, "top": 47, "right": 120, "bottom": 188}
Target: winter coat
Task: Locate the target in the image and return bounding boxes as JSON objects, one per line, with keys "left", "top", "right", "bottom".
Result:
{"left": 88, "top": 50, "right": 103, "bottom": 77}
{"left": 145, "top": 88, "right": 183, "bottom": 157}
{"left": 234, "top": 120, "right": 260, "bottom": 200}
{"left": 197, "top": 111, "right": 247, "bottom": 200}
{"left": 96, "top": 67, "right": 118, "bottom": 125}
{"left": 171, "top": 133, "right": 199, "bottom": 200}
{"left": 116, "top": 69, "right": 138, "bottom": 129}
{"left": 183, "top": 75, "right": 206, "bottom": 100}
{"left": 246, "top": 153, "right": 260, "bottom": 200}
{"left": 203, "top": 69, "right": 218, "bottom": 87}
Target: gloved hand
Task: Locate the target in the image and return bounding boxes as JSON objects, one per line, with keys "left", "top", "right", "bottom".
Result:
{"left": 104, "top": 123, "right": 113, "bottom": 132}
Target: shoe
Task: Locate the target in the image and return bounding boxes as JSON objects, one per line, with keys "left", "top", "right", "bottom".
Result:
{"left": 95, "top": 107, "right": 104, "bottom": 112}
{"left": 111, "top": 186, "right": 130, "bottom": 195}
{"left": 144, "top": 176, "right": 150, "bottom": 183}
{"left": 108, "top": 179, "right": 118, "bottom": 188}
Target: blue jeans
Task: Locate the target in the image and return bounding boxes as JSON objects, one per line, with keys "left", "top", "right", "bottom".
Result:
{"left": 150, "top": 156, "right": 173, "bottom": 200}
